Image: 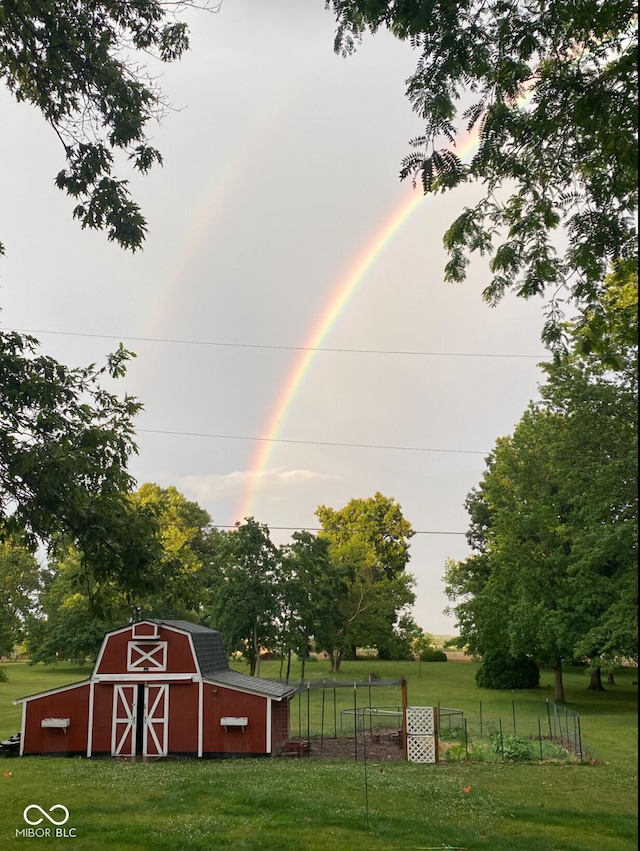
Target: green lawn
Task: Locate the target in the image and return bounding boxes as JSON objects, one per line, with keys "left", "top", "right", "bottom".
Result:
{"left": 0, "top": 658, "right": 637, "bottom": 850}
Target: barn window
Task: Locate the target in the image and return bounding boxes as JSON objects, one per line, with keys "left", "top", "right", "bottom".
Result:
{"left": 127, "top": 641, "right": 167, "bottom": 672}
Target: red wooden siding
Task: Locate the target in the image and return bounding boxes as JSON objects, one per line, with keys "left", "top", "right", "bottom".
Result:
{"left": 90, "top": 683, "right": 114, "bottom": 754}
{"left": 167, "top": 682, "right": 199, "bottom": 753}
{"left": 22, "top": 684, "right": 90, "bottom": 755}
{"left": 202, "top": 686, "right": 267, "bottom": 754}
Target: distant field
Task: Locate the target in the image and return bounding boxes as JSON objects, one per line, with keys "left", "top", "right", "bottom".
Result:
{"left": 0, "top": 658, "right": 637, "bottom": 850}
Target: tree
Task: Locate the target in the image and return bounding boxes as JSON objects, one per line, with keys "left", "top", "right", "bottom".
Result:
{"left": 275, "top": 530, "right": 342, "bottom": 682}
{"left": 1, "top": 1, "right": 219, "bottom": 252}
{"left": 315, "top": 492, "right": 416, "bottom": 672}
{"left": 26, "top": 553, "right": 112, "bottom": 665}
{"left": 0, "top": 332, "right": 163, "bottom": 593}
{"left": 537, "top": 265, "right": 638, "bottom": 682}
{"left": 0, "top": 535, "right": 41, "bottom": 656}
{"left": 129, "top": 483, "right": 214, "bottom": 619}
{"left": 26, "top": 483, "right": 217, "bottom": 663}
{"left": 327, "top": 1, "right": 638, "bottom": 345}
{"left": 204, "top": 518, "right": 278, "bottom": 676}
{"left": 444, "top": 265, "right": 637, "bottom": 699}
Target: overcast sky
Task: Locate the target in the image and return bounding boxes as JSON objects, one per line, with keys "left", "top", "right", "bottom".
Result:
{"left": 0, "top": 1, "right": 549, "bottom": 635}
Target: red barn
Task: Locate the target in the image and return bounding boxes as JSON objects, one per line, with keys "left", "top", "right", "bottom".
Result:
{"left": 14, "top": 620, "right": 296, "bottom": 759}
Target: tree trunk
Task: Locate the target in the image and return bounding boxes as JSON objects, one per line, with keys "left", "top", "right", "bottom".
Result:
{"left": 329, "top": 650, "right": 343, "bottom": 674}
{"left": 278, "top": 648, "right": 285, "bottom": 681}
{"left": 606, "top": 672, "right": 616, "bottom": 686}
{"left": 553, "top": 662, "right": 565, "bottom": 702}
{"left": 285, "top": 649, "right": 292, "bottom": 684}
{"left": 300, "top": 655, "right": 306, "bottom": 681}
{"left": 588, "top": 667, "right": 606, "bottom": 691}
{"left": 252, "top": 622, "right": 260, "bottom": 678}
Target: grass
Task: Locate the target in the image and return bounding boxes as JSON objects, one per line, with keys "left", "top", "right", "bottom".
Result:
{"left": 0, "top": 658, "right": 637, "bottom": 850}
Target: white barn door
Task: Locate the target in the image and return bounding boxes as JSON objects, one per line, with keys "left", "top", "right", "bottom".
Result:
{"left": 143, "top": 684, "right": 169, "bottom": 757}
{"left": 111, "top": 683, "right": 169, "bottom": 757}
{"left": 112, "top": 685, "right": 137, "bottom": 756}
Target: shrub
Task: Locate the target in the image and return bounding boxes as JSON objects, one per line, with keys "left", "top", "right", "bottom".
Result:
{"left": 475, "top": 650, "right": 540, "bottom": 689}
{"left": 420, "top": 646, "right": 448, "bottom": 662}
{"left": 0, "top": 667, "right": 7, "bottom": 682}
{"left": 491, "top": 733, "right": 534, "bottom": 761}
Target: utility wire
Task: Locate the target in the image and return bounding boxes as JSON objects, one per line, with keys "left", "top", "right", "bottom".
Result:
{"left": 137, "top": 428, "right": 489, "bottom": 455}
{"left": 212, "top": 525, "right": 466, "bottom": 535}
{"left": 9, "top": 327, "right": 546, "bottom": 359}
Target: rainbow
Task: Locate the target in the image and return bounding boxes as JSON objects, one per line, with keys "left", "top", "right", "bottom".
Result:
{"left": 234, "top": 128, "right": 485, "bottom": 523}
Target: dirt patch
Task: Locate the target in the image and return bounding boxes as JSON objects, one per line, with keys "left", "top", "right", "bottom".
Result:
{"left": 287, "top": 732, "right": 405, "bottom": 762}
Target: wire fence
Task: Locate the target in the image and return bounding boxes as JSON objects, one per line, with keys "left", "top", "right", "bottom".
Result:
{"left": 436, "top": 699, "right": 584, "bottom": 762}
{"left": 289, "top": 682, "right": 584, "bottom": 763}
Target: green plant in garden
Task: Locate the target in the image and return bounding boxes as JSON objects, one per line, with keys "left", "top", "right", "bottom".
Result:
{"left": 491, "top": 733, "right": 535, "bottom": 762}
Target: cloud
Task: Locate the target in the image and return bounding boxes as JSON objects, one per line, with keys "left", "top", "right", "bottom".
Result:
{"left": 177, "top": 468, "right": 334, "bottom": 506}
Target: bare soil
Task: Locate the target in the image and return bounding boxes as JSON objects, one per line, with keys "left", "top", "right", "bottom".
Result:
{"left": 288, "top": 731, "right": 405, "bottom": 762}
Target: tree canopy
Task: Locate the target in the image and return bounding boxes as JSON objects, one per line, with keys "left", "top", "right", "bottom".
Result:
{"left": 0, "top": 0, "right": 219, "bottom": 252}
{"left": 327, "top": 0, "right": 638, "bottom": 344}
{"left": 26, "top": 482, "right": 218, "bottom": 664}
{"left": 0, "top": 332, "right": 162, "bottom": 591}
{"left": 204, "top": 518, "right": 279, "bottom": 677}
{"left": 444, "top": 264, "right": 638, "bottom": 699}
{"left": 316, "top": 492, "right": 416, "bottom": 670}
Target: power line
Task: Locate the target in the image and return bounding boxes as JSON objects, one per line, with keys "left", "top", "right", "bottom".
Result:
{"left": 9, "top": 327, "right": 546, "bottom": 359}
{"left": 137, "top": 428, "right": 489, "bottom": 455}
{"left": 213, "top": 525, "right": 467, "bottom": 535}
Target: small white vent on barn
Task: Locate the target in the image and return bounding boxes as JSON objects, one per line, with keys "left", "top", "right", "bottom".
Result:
{"left": 220, "top": 716, "right": 248, "bottom": 732}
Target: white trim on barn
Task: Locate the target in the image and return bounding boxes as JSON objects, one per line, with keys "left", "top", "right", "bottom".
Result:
{"left": 93, "top": 673, "right": 196, "bottom": 683}
{"left": 127, "top": 640, "right": 167, "bottom": 672}
{"left": 266, "top": 699, "right": 272, "bottom": 753}
{"left": 14, "top": 679, "right": 90, "bottom": 705}
{"left": 197, "top": 679, "right": 203, "bottom": 758}
{"left": 87, "top": 680, "right": 95, "bottom": 757}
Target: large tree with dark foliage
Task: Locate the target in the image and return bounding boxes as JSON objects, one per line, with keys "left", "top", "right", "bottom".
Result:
{"left": 327, "top": 0, "right": 638, "bottom": 345}
{"left": 0, "top": 332, "right": 160, "bottom": 592}
{"left": 444, "top": 264, "right": 637, "bottom": 700}
{"left": 0, "top": 0, "right": 219, "bottom": 252}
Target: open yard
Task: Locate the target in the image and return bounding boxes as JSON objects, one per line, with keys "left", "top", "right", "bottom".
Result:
{"left": 0, "top": 657, "right": 637, "bottom": 850}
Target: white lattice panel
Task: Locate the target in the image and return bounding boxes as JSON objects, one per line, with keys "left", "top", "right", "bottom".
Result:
{"left": 406, "top": 706, "right": 436, "bottom": 736}
{"left": 407, "top": 735, "right": 437, "bottom": 763}
{"left": 406, "top": 706, "right": 437, "bottom": 763}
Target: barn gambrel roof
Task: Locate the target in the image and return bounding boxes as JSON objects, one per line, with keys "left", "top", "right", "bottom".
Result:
{"left": 155, "top": 620, "right": 296, "bottom": 701}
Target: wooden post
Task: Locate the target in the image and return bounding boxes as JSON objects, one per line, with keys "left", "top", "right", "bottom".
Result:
{"left": 401, "top": 678, "right": 408, "bottom": 761}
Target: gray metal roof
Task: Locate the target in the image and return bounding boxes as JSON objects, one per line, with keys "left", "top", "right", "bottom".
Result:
{"left": 158, "top": 619, "right": 230, "bottom": 676}
{"left": 205, "top": 669, "right": 297, "bottom": 700}
{"left": 157, "top": 620, "right": 295, "bottom": 700}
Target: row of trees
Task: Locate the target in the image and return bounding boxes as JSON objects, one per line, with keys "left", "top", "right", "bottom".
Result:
{"left": 0, "top": 490, "right": 418, "bottom": 678}
{"left": 444, "top": 263, "right": 638, "bottom": 700}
